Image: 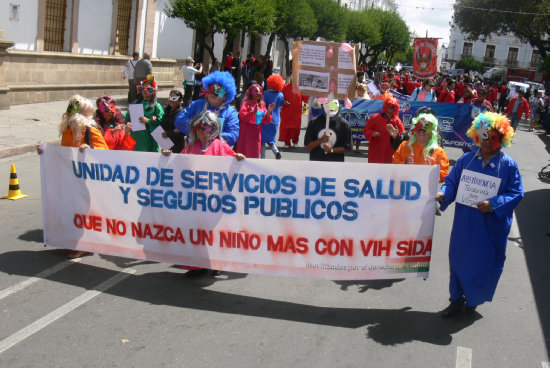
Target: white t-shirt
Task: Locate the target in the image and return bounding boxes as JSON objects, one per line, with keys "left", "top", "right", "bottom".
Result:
{"left": 182, "top": 65, "right": 200, "bottom": 84}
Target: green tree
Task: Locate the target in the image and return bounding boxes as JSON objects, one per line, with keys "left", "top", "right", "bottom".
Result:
{"left": 165, "top": 0, "right": 275, "bottom": 62}
{"left": 453, "top": 0, "right": 550, "bottom": 57}
{"left": 264, "top": 0, "right": 318, "bottom": 76}
{"left": 456, "top": 57, "right": 484, "bottom": 73}
{"left": 367, "top": 8, "right": 410, "bottom": 66}
{"left": 345, "top": 8, "right": 381, "bottom": 65}
{"left": 307, "top": 0, "right": 347, "bottom": 42}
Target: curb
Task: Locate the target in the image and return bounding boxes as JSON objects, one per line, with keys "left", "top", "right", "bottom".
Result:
{"left": 0, "top": 139, "right": 61, "bottom": 159}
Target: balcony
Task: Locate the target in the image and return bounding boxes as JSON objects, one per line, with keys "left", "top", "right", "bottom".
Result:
{"left": 506, "top": 58, "right": 518, "bottom": 67}
{"left": 530, "top": 60, "right": 541, "bottom": 69}
{"left": 461, "top": 53, "right": 473, "bottom": 59}
{"left": 483, "top": 56, "right": 495, "bottom": 64}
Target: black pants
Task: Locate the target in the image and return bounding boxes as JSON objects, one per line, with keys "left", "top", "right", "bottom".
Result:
{"left": 183, "top": 83, "right": 194, "bottom": 107}
{"left": 128, "top": 79, "right": 137, "bottom": 104}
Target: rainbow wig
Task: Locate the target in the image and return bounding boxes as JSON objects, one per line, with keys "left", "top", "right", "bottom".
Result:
{"left": 409, "top": 113, "right": 439, "bottom": 158}
{"left": 467, "top": 112, "right": 514, "bottom": 149}
{"left": 202, "top": 71, "right": 237, "bottom": 103}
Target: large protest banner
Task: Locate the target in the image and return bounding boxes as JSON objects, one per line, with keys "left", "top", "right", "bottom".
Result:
{"left": 40, "top": 145, "right": 439, "bottom": 280}
{"left": 413, "top": 38, "right": 438, "bottom": 77}
{"left": 292, "top": 41, "right": 357, "bottom": 101}
{"left": 341, "top": 99, "right": 485, "bottom": 149}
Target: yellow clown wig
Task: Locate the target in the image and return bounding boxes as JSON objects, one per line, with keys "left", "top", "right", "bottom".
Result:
{"left": 467, "top": 112, "right": 515, "bottom": 149}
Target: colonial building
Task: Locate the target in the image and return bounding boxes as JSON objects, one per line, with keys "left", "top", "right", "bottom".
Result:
{"left": 445, "top": 25, "right": 543, "bottom": 79}
{"left": 0, "top": 0, "right": 285, "bottom": 108}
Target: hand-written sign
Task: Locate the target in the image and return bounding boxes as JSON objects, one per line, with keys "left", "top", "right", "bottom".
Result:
{"left": 456, "top": 169, "right": 501, "bottom": 208}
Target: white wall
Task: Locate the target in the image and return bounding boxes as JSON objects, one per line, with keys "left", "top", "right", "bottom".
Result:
{"left": 154, "top": 0, "right": 193, "bottom": 59}
{"left": 2, "top": 0, "right": 38, "bottom": 50}
{"left": 77, "top": 0, "right": 112, "bottom": 54}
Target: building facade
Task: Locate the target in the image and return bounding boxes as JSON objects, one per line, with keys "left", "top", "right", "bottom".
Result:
{"left": 445, "top": 26, "right": 542, "bottom": 73}
{"left": 0, "top": 0, "right": 287, "bottom": 108}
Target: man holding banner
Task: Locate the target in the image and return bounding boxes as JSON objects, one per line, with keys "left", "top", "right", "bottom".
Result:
{"left": 436, "top": 112, "right": 523, "bottom": 318}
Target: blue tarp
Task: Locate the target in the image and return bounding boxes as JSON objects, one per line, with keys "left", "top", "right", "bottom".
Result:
{"left": 341, "top": 100, "right": 485, "bottom": 149}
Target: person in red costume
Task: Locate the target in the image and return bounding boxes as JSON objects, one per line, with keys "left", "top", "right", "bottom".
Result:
{"left": 363, "top": 96, "right": 405, "bottom": 163}
{"left": 235, "top": 83, "right": 275, "bottom": 158}
{"left": 94, "top": 96, "right": 136, "bottom": 150}
{"left": 279, "top": 82, "right": 308, "bottom": 148}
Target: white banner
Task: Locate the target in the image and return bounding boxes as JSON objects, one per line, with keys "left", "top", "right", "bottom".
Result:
{"left": 40, "top": 144, "right": 439, "bottom": 280}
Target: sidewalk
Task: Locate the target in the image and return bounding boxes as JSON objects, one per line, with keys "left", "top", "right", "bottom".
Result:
{"left": 0, "top": 90, "right": 172, "bottom": 159}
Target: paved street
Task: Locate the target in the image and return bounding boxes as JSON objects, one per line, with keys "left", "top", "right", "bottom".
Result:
{"left": 0, "top": 100, "right": 549, "bottom": 367}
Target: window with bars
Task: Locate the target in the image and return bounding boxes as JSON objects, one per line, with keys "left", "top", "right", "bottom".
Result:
{"left": 44, "top": 0, "right": 67, "bottom": 52}
{"left": 115, "top": 0, "right": 132, "bottom": 55}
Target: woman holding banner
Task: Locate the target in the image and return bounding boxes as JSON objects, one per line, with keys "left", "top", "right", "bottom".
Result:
{"left": 162, "top": 111, "right": 245, "bottom": 277}
{"left": 436, "top": 112, "right": 523, "bottom": 318}
{"left": 37, "top": 95, "right": 109, "bottom": 259}
{"left": 363, "top": 96, "right": 405, "bottom": 163}
{"left": 392, "top": 112, "right": 449, "bottom": 183}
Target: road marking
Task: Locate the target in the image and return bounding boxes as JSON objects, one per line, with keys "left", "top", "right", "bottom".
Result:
{"left": 0, "top": 267, "right": 136, "bottom": 355}
{"left": 542, "top": 362, "right": 549, "bottom": 368}
{"left": 0, "top": 258, "right": 82, "bottom": 301}
{"left": 456, "top": 346, "right": 472, "bottom": 368}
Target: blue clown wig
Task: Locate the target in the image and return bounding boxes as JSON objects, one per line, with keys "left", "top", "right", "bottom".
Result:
{"left": 202, "top": 71, "right": 237, "bottom": 103}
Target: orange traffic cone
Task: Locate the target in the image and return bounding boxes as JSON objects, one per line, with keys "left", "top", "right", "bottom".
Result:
{"left": 2, "top": 164, "right": 28, "bottom": 200}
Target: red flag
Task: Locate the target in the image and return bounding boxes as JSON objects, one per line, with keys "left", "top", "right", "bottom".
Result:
{"left": 413, "top": 38, "right": 438, "bottom": 77}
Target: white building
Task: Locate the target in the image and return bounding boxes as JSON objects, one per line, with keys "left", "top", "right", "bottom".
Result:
{"left": 0, "top": 0, "right": 287, "bottom": 107}
{"left": 446, "top": 26, "right": 542, "bottom": 74}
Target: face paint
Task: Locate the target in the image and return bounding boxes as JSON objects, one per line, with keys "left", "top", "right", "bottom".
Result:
{"left": 323, "top": 99, "right": 340, "bottom": 118}
{"left": 477, "top": 123, "right": 490, "bottom": 141}
{"left": 488, "top": 130, "right": 501, "bottom": 150}
{"left": 212, "top": 84, "right": 227, "bottom": 98}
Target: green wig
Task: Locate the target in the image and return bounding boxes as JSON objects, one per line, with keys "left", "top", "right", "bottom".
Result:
{"left": 408, "top": 113, "right": 439, "bottom": 159}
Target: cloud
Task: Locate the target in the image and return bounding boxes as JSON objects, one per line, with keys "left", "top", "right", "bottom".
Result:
{"left": 397, "top": 0, "right": 454, "bottom": 46}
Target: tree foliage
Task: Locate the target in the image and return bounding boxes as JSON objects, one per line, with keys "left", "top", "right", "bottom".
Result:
{"left": 456, "top": 57, "right": 484, "bottom": 72}
{"left": 165, "top": 0, "right": 275, "bottom": 60}
{"left": 307, "top": 0, "right": 347, "bottom": 41}
{"left": 366, "top": 8, "right": 410, "bottom": 65}
{"left": 453, "top": 0, "right": 550, "bottom": 57}
{"left": 345, "top": 8, "right": 381, "bottom": 65}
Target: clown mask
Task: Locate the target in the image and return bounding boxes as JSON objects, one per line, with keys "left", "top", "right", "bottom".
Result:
{"left": 323, "top": 99, "right": 340, "bottom": 118}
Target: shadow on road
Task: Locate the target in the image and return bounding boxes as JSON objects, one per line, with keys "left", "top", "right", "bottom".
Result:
{"left": 514, "top": 188, "right": 550, "bottom": 355}
{"left": 0, "top": 249, "right": 478, "bottom": 346}
{"left": 334, "top": 279, "right": 405, "bottom": 292}
{"left": 18, "top": 229, "right": 44, "bottom": 243}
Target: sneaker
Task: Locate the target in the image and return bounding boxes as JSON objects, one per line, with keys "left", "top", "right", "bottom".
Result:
{"left": 439, "top": 296, "right": 465, "bottom": 318}
{"left": 184, "top": 268, "right": 209, "bottom": 278}
{"left": 283, "top": 145, "right": 291, "bottom": 149}
{"left": 67, "top": 250, "right": 91, "bottom": 259}
{"left": 275, "top": 152, "right": 282, "bottom": 160}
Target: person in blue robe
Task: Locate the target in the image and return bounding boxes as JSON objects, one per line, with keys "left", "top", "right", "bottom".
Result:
{"left": 436, "top": 112, "right": 524, "bottom": 318}
{"left": 261, "top": 74, "right": 285, "bottom": 159}
{"left": 174, "top": 71, "right": 239, "bottom": 148}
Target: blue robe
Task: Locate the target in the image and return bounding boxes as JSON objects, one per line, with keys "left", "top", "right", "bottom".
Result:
{"left": 261, "top": 90, "right": 284, "bottom": 144}
{"left": 439, "top": 149, "right": 523, "bottom": 306}
{"left": 174, "top": 99, "right": 240, "bottom": 147}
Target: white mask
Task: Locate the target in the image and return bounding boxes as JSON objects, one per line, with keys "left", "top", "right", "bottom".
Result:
{"left": 323, "top": 99, "right": 340, "bottom": 118}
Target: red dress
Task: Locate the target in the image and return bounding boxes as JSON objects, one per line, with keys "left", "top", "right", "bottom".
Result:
{"left": 279, "top": 83, "right": 306, "bottom": 145}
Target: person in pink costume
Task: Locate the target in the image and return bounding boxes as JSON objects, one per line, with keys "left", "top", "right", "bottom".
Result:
{"left": 162, "top": 110, "right": 245, "bottom": 277}
{"left": 235, "top": 84, "right": 275, "bottom": 158}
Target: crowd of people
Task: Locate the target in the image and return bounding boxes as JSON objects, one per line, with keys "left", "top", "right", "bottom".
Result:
{"left": 39, "top": 54, "right": 533, "bottom": 319}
